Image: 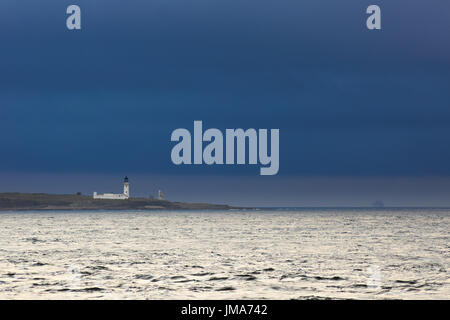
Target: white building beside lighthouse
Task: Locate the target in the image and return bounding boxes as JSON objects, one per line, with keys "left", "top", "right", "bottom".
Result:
{"left": 93, "top": 176, "right": 130, "bottom": 200}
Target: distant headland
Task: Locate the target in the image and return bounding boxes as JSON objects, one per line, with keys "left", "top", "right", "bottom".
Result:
{"left": 0, "top": 193, "right": 234, "bottom": 211}
{"left": 0, "top": 176, "right": 236, "bottom": 211}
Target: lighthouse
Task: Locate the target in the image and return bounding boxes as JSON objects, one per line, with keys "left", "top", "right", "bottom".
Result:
{"left": 93, "top": 176, "right": 130, "bottom": 200}
{"left": 123, "top": 176, "right": 130, "bottom": 198}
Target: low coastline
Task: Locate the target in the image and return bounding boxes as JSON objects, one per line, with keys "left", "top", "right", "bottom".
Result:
{"left": 0, "top": 192, "right": 235, "bottom": 211}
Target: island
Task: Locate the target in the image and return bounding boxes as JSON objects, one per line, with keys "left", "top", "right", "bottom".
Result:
{"left": 0, "top": 193, "right": 234, "bottom": 211}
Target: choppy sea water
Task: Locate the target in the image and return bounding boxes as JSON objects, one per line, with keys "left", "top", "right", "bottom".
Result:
{"left": 0, "top": 208, "right": 448, "bottom": 299}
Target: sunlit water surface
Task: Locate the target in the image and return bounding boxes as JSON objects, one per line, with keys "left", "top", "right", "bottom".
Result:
{"left": 0, "top": 208, "right": 448, "bottom": 299}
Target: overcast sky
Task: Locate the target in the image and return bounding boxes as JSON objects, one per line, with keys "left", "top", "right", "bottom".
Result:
{"left": 0, "top": 1, "right": 449, "bottom": 206}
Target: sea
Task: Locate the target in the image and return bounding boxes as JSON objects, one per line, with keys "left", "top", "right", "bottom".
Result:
{"left": 0, "top": 208, "right": 448, "bottom": 299}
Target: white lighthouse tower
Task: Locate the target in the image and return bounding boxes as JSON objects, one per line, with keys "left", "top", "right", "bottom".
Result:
{"left": 93, "top": 176, "right": 130, "bottom": 200}
{"left": 123, "top": 176, "right": 130, "bottom": 198}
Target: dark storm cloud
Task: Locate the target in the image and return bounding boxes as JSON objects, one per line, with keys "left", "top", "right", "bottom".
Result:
{"left": 0, "top": 0, "right": 449, "bottom": 177}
